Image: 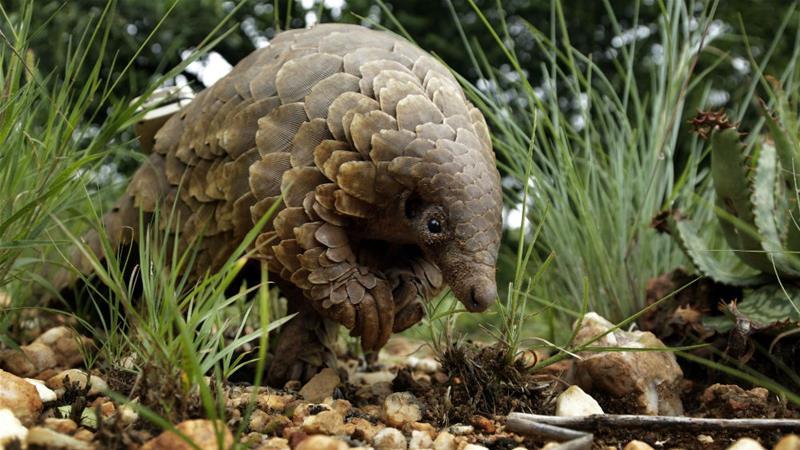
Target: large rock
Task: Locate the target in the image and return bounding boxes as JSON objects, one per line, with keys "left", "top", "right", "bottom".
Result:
{"left": 141, "top": 420, "right": 234, "bottom": 450}
{"left": 573, "top": 313, "right": 684, "bottom": 415}
{"left": 0, "top": 369, "right": 43, "bottom": 425}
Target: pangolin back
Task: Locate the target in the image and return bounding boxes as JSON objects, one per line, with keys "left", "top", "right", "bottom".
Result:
{"left": 121, "top": 23, "right": 495, "bottom": 277}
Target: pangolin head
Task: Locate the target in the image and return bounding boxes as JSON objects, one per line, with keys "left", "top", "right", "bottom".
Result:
{"left": 385, "top": 105, "right": 503, "bottom": 312}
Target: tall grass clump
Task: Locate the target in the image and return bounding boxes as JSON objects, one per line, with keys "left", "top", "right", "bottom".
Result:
{"left": 452, "top": 0, "right": 727, "bottom": 334}
{"left": 0, "top": 3, "right": 139, "bottom": 344}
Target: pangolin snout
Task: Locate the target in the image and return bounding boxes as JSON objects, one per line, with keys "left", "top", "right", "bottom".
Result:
{"left": 464, "top": 280, "right": 497, "bottom": 312}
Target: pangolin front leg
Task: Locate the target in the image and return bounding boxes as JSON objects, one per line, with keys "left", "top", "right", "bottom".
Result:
{"left": 256, "top": 178, "right": 395, "bottom": 351}
{"left": 385, "top": 255, "right": 444, "bottom": 332}
{"left": 267, "top": 282, "right": 338, "bottom": 386}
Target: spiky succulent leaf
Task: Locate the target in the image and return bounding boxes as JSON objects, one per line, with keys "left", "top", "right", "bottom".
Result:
{"left": 704, "top": 284, "right": 800, "bottom": 333}
{"left": 670, "top": 214, "right": 766, "bottom": 286}
{"left": 759, "top": 102, "right": 800, "bottom": 254}
{"left": 752, "top": 141, "right": 800, "bottom": 276}
{"left": 710, "top": 128, "right": 772, "bottom": 272}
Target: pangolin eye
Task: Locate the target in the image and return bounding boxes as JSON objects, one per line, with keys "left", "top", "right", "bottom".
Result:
{"left": 427, "top": 218, "right": 442, "bottom": 234}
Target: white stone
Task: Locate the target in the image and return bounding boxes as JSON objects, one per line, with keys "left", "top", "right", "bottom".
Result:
{"left": 433, "top": 431, "right": 457, "bottom": 450}
{"left": 373, "top": 427, "right": 407, "bottom": 450}
{"left": 0, "top": 409, "right": 28, "bottom": 447}
{"left": 407, "top": 356, "right": 440, "bottom": 373}
{"left": 383, "top": 392, "right": 422, "bottom": 427}
{"left": 725, "top": 438, "right": 766, "bottom": 450}
{"left": 25, "top": 378, "right": 57, "bottom": 403}
{"left": 697, "top": 434, "right": 714, "bottom": 445}
{"left": 448, "top": 424, "right": 473, "bottom": 435}
{"left": 463, "top": 445, "right": 490, "bottom": 450}
{"left": 555, "top": 385, "right": 604, "bottom": 417}
{"left": 408, "top": 430, "right": 433, "bottom": 449}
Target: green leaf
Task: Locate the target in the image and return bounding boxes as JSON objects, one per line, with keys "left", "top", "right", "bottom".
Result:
{"left": 759, "top": 101, "right": 800, "bottom": 254}
{"left": 737, "top": 284, "right": 800, "bottom": 326}
{"left": 752, "top": 141, "right": 800, "bottom": 276}
{"left": 673, "top": 217, "right": 766, "bottom": 286}
{"left": 710, "top": 128, "right": 772, "bottom": 272}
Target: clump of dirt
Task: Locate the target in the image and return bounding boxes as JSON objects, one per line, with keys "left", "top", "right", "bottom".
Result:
{"left": 695, "top": 384, "right": 794, "bottom": 419}
{"left": 130, "top": 361, "right": 205, "bottom": 430}
{"left": 395, "top": 342, "right": 555, "bottom": 426}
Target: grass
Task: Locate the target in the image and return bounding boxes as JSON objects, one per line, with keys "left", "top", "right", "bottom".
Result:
{"left": 454, "top": 0, "right": 720, "bottom": 333}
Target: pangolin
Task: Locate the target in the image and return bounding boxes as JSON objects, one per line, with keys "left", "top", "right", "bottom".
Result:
{"left": 70, "top": 24, "right": 503, "bottom": 385}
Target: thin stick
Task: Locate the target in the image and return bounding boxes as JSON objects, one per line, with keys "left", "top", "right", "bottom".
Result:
{"left": 505, "top": 416, "right": 590, "bottom": 440}
{"left": 508, "top": 412, "right": 800, "bottom": 431}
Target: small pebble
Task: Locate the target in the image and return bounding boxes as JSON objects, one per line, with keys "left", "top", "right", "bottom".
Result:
{"left": 299, "top": 368, "right": 340, "bottom": 403}
{"left": 433, "top": 431, "right": 456, "bottom": 450}
{"left": 1, "top": 343, "right": 58, "bottom": 377}
{"left": 302, "top": 410, "right": 344, "bottom": 435}
{"left": 469, "top": 415, "right": 495, "bottom": 433}
{"left": 46, "top": 369, "right": 108, "bottom": 397}
{"left": 33, "top": 326, "right": 90, "bottom": 368}
{"left": 726, "top": 437, "right": 766, "bottom": 450}
{"left": 140, "top": 419, "right": 234, "bottom": 450}
{"left": 448, "top": 424, "right": 473, "bottom": 435}
{"left": 774, "top": 435, "right": 800, "bottom": 450}
{"left": 0, "top": 369, "right": 43, "bottom": 425}
{"left": 43, "top": 418, "right": 78, "bottom": 435}
{"left": 408, "top": 430, "right": 433, "bottom": 449}
{"left": 463, "top": 445, "right": 490, "bottom": 450}
{"left": 623, "top": 440, "right": 654, "bottom": 450}
{"left": 26, "top": 426, "right": 93, "bottom": 450}
{"left": 295, "top": 435, "right": 348, "bottom": 450}
{"left": 373, "top": 427, "right": 407, "bottom": 450}
{"left": 407, "top": 356, "right": 440, "bottom": 373}
{"left": 556, "top": 385, "right": 604, "bottom": 417}
{"left": 383, "top": 392, "right": 422, "bottom": 427}
{"left": 0, "top": 409, "right": 28, "bottom": 447}
{"left": 25, "top": 377, "right": 57, "bottom": 403}
{"left": 73, "top": 428, "right": 94, "bottom": 442}
{"left": 697, "top": 434, "right": 714, "bottom": 445}
{"left": 260, "top": 437, "right": 290, "bottom": 450}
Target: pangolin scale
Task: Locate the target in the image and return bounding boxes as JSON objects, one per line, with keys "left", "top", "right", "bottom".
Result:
{"left": 69, "top": 24, "right": 503, "bottom": 385}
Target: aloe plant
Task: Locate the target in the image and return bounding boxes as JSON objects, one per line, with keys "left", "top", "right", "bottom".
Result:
{"left": 662, "top": 103, "right": 800, "bottom": 328}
